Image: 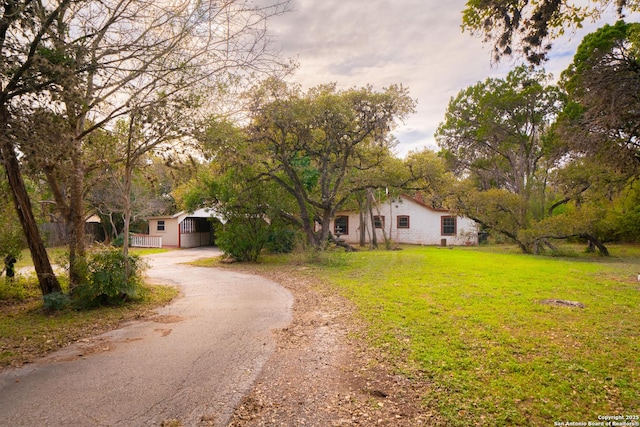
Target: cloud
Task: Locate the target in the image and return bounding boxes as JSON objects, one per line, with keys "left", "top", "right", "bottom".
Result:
{"left": 265, "top": 0, "right": 634, "bottom": 157}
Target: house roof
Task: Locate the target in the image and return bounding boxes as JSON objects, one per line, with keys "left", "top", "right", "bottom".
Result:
{"left": 148, "top": 208, "right": 226, "bottom": 223}
{"left": 401, "top": 194, "right": 450, "bottom": 213}
{"left": 336, "top": 194, "right": 451, "bottom": 215}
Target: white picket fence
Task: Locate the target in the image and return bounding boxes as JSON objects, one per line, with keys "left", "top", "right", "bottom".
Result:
{"left": 130, "top": 234, "right": 163, "bottom": 248}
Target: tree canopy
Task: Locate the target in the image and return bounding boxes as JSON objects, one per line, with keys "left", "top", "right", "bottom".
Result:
{"left": 462, "top": 0, "right": 640, "bottom": 64}
{"left": 248, "top": 81, "right": 415, "bottom": 248}
{"left": 1, "top": 0, "right": 290, "bottom": 295}
{"left": 193, "top": 81, "right": 416, "bottom": 251}
{"left": 559, "top": 20, "right": 640, "bottom": 177}
{"left": 435, "top": 65, "right": 617, "bottom": 253}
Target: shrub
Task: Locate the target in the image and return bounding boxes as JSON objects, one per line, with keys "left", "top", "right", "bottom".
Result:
{"left": 73, "top": 247, "right": 146, "bottom": 308}
{"left": 111, "top": 233, "right": 130, "bottom": 248}
{"left": 0, "top": 275, "right": 36, "bottom": 301}
{"left": 216, "top": 217, "right": 270, "bottom": 262}
{"left": 43, "top": 291, "right": 71, "bottom": 311}
{"left": 266, "top": 221, "right": 300, "bottom": 254}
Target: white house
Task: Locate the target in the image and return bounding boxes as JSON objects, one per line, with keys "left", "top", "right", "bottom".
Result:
{"left": 330, "top": 194, "right": 478, "bottom": 246}
{"left": 145, "top": 208, "right": 224, "bottom": 248}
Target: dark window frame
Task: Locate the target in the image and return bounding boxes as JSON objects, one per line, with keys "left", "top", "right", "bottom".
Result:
{"left": 441, "top": 216, "right": 457, "bottom": 236}
{"left": 397, "top": 215, "right": 410, "bottom": 229}
{"left": 334, "top": 216, "right": 349, "bottom": 235}
{"left": 373, "top": 215, "right": 385, "bottom": 229}
{"left": 157, "top": 220, "right": 165, "bottom": 232}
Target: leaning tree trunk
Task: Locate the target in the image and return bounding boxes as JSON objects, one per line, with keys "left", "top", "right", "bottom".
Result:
{"left": 0, "top": 128, "right": 61, "bottom": 295}
{"left": 581, "top": 233, "right": 609, "bottom": 256}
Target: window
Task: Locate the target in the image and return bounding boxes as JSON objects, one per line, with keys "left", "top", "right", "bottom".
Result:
{"left": 373, "top": 215, "right": 385, "bottom": 229}
{"left": 441, "top": 216, "right": 457, "bottom": 235}
{"left": 157, "top": 220, "right": 165, "bottom": 232}
{"left": 397, "top": 215, "right": 410, "bottom": 228}
{"left": 334, "top": 216, "right": 349, "bottom": 235}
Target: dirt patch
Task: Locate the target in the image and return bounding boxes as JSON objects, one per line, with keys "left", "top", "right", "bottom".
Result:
{"left": 539, "top": 299, "right": 585, "bottom": 308}
{"left": 151, "top": 314, "right": 185, "bottom": 323}
{"left": 226, "top": 265, "right": 442, "bottom": 427}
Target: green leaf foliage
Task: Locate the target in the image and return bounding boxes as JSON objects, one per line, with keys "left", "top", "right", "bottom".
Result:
{"left": 559, "top": 21, "right": 640, "bottom": 177}
{"left": 73, "top": 247, "right": 146, "bottom": 308}
{"left": 462, "top": 0, "right": 640, "bottom": 64}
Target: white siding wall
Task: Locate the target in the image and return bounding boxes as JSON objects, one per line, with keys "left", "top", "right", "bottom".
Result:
{"left": 333, "top": 196, "right": 477, "bottom": 246}
{"left": 148, "top": 218, "right": 179, "bottom": 247}
{"left": 180, "top": 232, "right": 210, "bottom": 248}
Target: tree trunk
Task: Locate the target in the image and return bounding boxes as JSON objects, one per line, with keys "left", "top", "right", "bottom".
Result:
{"left": 0, "top": 121, "right": 61, "bottom": 295}
{"left": 122, "top": 160, "right": 134, "bottom": 284}
{"left": 358, "top": 201, "right": 367, "bottom": 247}
{"left": 581, "top": 234, "right": 609, "bottom": 256}
{"left": 67, "top": 142, "right": 87, "bottom": 288}
{"left": 366, "top": 189, "right": 378, "bottom": 249}
{"left": 328, "top": 232, "right": 357, "bottom": 252}
{"left": 317, "top": 211, "right": 333, "bottom": 249}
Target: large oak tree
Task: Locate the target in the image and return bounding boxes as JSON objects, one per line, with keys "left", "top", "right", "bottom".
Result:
{"left": 202, "top": 80, "right": 416, "bottom": 249}
{"left": 436, "top": 66, "right": 566, "bottom": 252}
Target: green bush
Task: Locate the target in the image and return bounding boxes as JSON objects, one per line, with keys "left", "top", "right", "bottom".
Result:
{"left": 43, "top": 291, "right": 71, "bottom": 311}
{"left": 0, "top": 275, "right": 35, "bottom": 301}
{"left": 111, "top": 233, "right": 129, "bottom": 248}
{"left": 73, "top": 247, "right": 146, "bottom": 308}
{"left": 266, "top": 222, "right": 299, "bottom": 254}
{"left": 216, "top": 217, "right": 270, "bottom": 262}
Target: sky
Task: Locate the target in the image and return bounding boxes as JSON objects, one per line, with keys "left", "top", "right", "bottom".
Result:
{"left": 264, "top": 0, "right": 630, "bottom": 157}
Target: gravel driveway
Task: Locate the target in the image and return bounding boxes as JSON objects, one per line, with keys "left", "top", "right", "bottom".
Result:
{"left": 0, "top": 247, "right": 293, "bottom": 427}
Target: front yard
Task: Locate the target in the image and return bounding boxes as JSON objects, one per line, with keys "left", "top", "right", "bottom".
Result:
{"left": 259, "top": 244, "right": 640, "bottom": 426}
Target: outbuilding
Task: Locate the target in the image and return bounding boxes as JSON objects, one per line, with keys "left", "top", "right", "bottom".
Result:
{"left": 145, "top": 208, "right": 223, "bottom": 248}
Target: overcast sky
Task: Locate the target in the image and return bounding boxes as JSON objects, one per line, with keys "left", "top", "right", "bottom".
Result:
{"left": 265, "top": 0, "right": 628, "bottom": 157}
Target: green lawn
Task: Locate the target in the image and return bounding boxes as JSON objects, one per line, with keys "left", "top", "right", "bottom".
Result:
{"left": 297, "top": 245, "right": 640, "bottom": 426}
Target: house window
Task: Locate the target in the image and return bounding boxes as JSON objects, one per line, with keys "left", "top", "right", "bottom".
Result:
{"left": 157, "top": 220, "right": 165, "bottom": 232}
{"left": 334, "top": 216, "right": 349, "bottom": 235}
{"left": 397, "top": 215, "right": 410, "bottom": 229}
{"left": 373, "top": 215, "right": 385, "bottom": 229}
{"left": 442, "top": 216, "right": 457, "bottom": 236}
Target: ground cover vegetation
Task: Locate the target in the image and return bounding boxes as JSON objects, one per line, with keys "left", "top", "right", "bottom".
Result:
{"left": 0, "top": 248, "right": 177, "bottom": 370}
{"left": 248, "top": 245, "right": 640, "bottom": 426}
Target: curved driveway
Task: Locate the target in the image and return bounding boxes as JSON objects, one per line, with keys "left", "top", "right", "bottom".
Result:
{"left": 0, "top": 247, "right": 293, "bottom": 426}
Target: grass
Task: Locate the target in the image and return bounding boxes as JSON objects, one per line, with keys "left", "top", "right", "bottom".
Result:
{"left": 3, "top": 243, "right": 638, "bottom": 425}
{"left": 259, "top": 244, "right": 640, "bottom": 426}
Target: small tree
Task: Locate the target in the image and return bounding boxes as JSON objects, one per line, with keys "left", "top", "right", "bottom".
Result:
{"left": 177, "top": 158, "right": 294, "bottom": 262}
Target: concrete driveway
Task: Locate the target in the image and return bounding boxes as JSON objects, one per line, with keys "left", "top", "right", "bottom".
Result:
{"left": 0, "top": 247, "right": 293, "bottom": 426}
